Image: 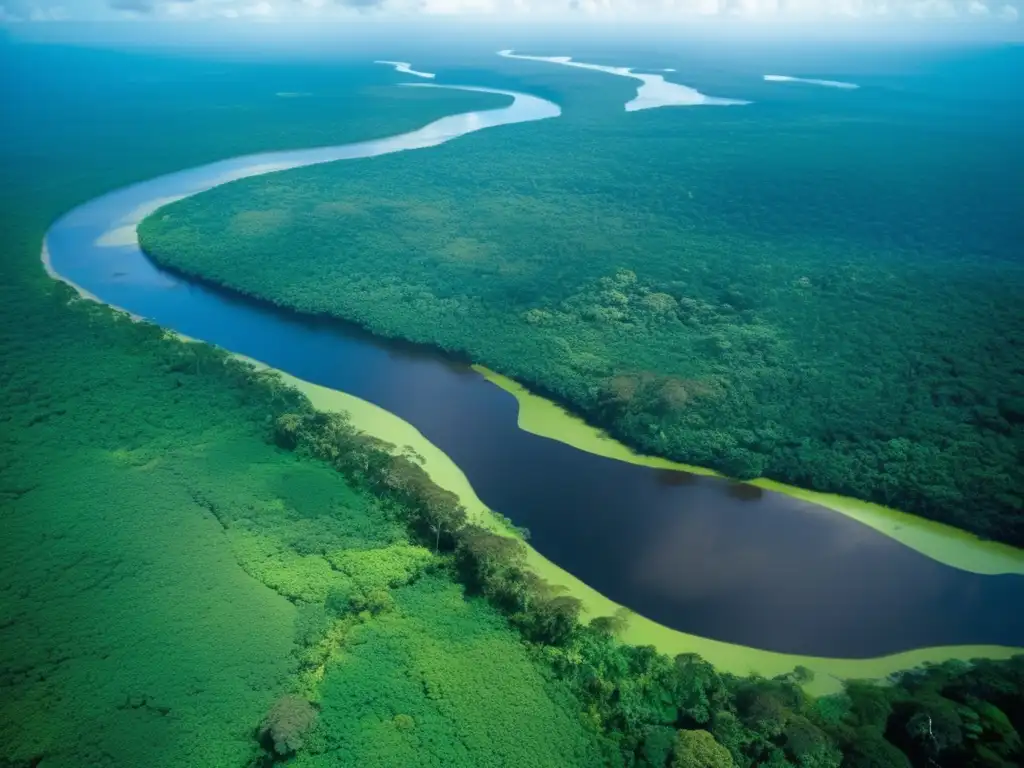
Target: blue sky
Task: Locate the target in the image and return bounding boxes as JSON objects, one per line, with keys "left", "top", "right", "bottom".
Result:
{"left": 0, "top": 0, "right": 1019, "bottom": 23}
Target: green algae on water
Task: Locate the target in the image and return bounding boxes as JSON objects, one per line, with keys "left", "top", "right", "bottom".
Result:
{"left": 474, "top": 365, "right": 1024, "bottom": 578}
{"left": 277, "top": 366, "right": 1024, "bottom": 697}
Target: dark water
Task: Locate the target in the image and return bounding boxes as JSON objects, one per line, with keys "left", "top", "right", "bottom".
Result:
{"left": 46, "top": 87, "right": 1024, "bottom": 660}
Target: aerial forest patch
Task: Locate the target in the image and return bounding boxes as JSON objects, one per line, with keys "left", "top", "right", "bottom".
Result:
{"left": 139, "top": 83, "right": 1024, "bottom": 545}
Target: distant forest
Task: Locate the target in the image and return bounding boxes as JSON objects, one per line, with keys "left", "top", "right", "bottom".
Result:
{"left": 140, "top": 72, "right": 1024, "bottom": 545}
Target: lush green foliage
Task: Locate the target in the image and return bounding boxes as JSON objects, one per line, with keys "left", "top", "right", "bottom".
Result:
{"left": 290, "top": 576, "right": 602, "bottom": 768}
{"left": 4, "top": 41, "right": 1023, "bottom": 768}
{"left": 0, "top": 43, "right": 587, "bottom": 768}
{"left": 545, "top": 633, "right": 1024, "bottom": 768}
{"left": 0, "top": 305, "right": 301, "bottom": 766}
{"left": 272, "top": 399, "right": 1024, "bottom": 768}
{"left": 140, "top": 51, "right": 1024, "bottom": 543}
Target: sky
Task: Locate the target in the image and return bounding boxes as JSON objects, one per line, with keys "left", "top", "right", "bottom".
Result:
{"left": 0, "top": 0, "right": 1020, "bottom": 24}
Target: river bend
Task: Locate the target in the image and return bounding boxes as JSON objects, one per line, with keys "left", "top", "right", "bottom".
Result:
{"left": 44, "top": 81, "right": 1024, "bottom": 658}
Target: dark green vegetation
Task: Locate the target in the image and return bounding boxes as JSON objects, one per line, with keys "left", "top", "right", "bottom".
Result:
{"left": 273, "top": 397, "right": 1024, "bottom": 768}
{"left": 0, "top": 43, "right": 591, "bottom": 767}
{"left": 140, "top": 48, "right": 1024, "bottom": 544}
{"left": 574, "top": 651, "right": 1024, "bottom": 768}
{"left": 3, "top": 40, "right": 1023, "bottom": 768}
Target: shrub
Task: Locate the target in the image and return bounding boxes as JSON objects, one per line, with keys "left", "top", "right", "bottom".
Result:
{"left": 259, "top": 695, "right": 317, "bottom": 756}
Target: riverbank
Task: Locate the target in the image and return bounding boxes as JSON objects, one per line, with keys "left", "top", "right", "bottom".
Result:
{"left": 137, "top": 63, "right": 1024, "bottom": 546}
{"left": 475, "top": 366, "right": 1024, "bottom": 578}
{"left": 280, "top": 366, "right": 1023, "bottom": 696}
{"left": 75, "top": 84, "right": 1022, "bottom": 658}
{"left": 38, "top": 39, "right": 1024, "bottom": 689}
{"left": 2, "top": 48, "right": 574, "bottom": 766}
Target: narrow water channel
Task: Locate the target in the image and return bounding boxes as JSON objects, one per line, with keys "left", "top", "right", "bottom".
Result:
{"left": 44, "top": 84, "right": 1024, "bottom": 659}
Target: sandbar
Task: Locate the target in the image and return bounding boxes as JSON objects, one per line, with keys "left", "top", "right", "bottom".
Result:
{"left": 374, "top": 60, "right": 436, "bottom": 79}
{"left": 498, "top": 49, "right": 749, "bottom": 111}
{"left": 764, "top": 74, "right": 859, "bottom": 90}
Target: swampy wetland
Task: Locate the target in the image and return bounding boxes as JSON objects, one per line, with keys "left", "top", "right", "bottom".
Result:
{"left": 3, "top": 35, "right": 1024, "bottom": 768}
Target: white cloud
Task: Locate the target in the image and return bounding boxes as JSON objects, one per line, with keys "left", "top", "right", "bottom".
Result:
{"left": 420, "top": 0, "right": 501, "bottom": 14}
{"left": 29, "top": 3, "right": 69, "bottom": 19}
{"left": 910, "top": 0, "right": 956, "bottom": 16}
{"left": 0, "top": 0, "right": 77, "bottom": 19}
{"left": 1, "top": 0, "right": 1018, "bottom": 22}
{"left": 242, "top": 1, "right": 273, "bottom": 15}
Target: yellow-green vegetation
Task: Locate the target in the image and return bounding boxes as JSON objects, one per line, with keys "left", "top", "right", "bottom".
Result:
{"left": 278, "top": 369, "right": 501, "bottom": 530}
{"left": 276, "top": 367, "right": 1022, "bottom": 696}
{"left": 474, "top": 365, "right": 1024, "bottom": 578}
{"left": 290, "top": 576, "right": 602, "bottom": 767}
{"left": 2, "top": 412, "right": 299, "bottom": 767}
{"left": 161, "top": 380, "right": 602, "bottom": 765}
{"left": 268, "top": 381, "right": 1024, "bottom": 768}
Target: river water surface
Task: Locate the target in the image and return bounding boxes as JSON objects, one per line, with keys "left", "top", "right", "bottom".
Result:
{"left": 44, "top": 83, "right": 1024, "bottom": 659}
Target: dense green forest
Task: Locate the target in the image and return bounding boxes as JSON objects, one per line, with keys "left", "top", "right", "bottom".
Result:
{"left": 271, "top": 393, "right": 1024, "bottom": 768}
{"left": 1, "top": 44, "right": 590, "bottom": 767}
{"left": 140, "top": 52, "right": 1024, "bottom": 545}
{"left": 4, "top": 41, "right": 1024, "bottom": 768}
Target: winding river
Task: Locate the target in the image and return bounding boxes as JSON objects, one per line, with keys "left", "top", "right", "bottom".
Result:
{"left": 44, "top": 81, "right": 1024, "bottom": 659}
